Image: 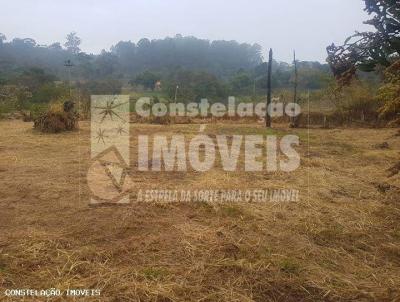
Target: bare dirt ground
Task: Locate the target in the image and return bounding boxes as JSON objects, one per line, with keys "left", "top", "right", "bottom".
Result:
{"left": 0, "top": 120, "right": 399, "bottom": 301}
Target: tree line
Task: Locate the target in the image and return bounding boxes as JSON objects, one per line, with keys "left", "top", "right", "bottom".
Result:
{"left": 2, "top": 31, "right": 369, "bottom": 117}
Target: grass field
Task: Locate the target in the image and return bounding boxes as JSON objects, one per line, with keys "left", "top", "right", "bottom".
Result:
{"left": 0, "top": 120, "right": 399, "bottom": 301}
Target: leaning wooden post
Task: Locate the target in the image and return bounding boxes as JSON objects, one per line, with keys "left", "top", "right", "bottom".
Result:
{"left": 293, "top": 50, "right": 298, "bottom": 107}
{"left": 266, "top": 48, "right": 273, "bottom": 128}
{"left": 291, "top": 50, "right": 299, "bottom": 127}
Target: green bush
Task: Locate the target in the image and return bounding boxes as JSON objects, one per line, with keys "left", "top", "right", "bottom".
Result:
{"left": 377, "top": 60, "right": 400, "bottom": 121}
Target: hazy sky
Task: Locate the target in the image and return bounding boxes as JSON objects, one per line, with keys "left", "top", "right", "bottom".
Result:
{"left": 1, "top": 0, "right": 373, "bottom": 62}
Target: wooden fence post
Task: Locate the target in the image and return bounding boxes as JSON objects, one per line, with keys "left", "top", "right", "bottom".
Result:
{"left": 266, "top": 48, "right": 273, "bottom": 128}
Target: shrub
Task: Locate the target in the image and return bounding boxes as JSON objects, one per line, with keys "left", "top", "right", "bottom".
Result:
{"left": 33, "top": 101, "right": 78, "bottom": 133}
{"left": 326, "top": 80, "right": 379, "bottom": 122}
{"left": 377, "top": 60, "right": 400, "bottom": 122}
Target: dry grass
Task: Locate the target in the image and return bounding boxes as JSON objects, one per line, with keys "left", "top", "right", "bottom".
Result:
{"left": 0, "top": 120, "right": 399, "bottom": 301}
{"left": 33, "top": 102, "right": 78, "bottom": 133}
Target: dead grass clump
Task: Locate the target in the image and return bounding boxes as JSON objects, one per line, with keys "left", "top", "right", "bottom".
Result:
{"left": 373, "top": 142, "right": 390, "bottom": 149}
{"left": 387, "top": 118, "right": 400, "bottom": 127}
{"left": 372, "top": 182, "right": 397, "bottom": 194}
{"left": 380, "top": 244, "right": 400, "bottom": 265}
{"left": 34, "top": 101, "right": 78, "bottom": 133}
{"left": 22, "top": 111, "right": 33, "bottom": 122}
{"left": 387, "top": 162, "right": 400, "bottom": 177}
{"left": 34, "top": 111, "right": 77, "bottom": 133}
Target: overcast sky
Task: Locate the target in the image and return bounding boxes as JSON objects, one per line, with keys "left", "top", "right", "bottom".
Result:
{"left": 1, "top": 0, "right": 373, "bottom": 62}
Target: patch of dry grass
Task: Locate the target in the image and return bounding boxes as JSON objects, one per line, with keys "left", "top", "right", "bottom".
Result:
{"left": 0, "top": 120, "right": 399, "bottom": 301}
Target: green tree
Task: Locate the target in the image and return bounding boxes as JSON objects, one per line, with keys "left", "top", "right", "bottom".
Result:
{"left": 0, "top": 85, "right": 32, "bottom": 110}
{"left": 327, "top": 0, "right": 400, "bottom": 85}
{"left": 377, "top": 60, "right": 400, "bottom": 121}
{"left": 64, "top": 32, "right": 81, "bottom": 54}
{"left": 230, "top": 71, "right": 253, "bottom": 94}
{"left": 131, "top": 71, "right": 159, "bottom": 90}
{"left": 0, "top": 33, "right": 6, "bottom": 45}
{"left": 16, "top": 68, "right": 56, "bottom": 92}
{"left": 327, "top": 0, "right": 400, "bottom": 120}
{"left": 164, "top": 70, "right": 227, "bottom": 101}
{"left": 78, "top": 79, "right": 122, "bottom": 95}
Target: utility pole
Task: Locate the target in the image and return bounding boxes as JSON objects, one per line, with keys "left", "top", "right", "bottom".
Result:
{"left": 64, "top": 59, "right": 74, "bottom": 97}
{"left": 266, "top": 48, "right": 273, "bottom": 128}
{"left": 293, "top": 50, "right": 298, "bottom": 106}
{"left": 174, "top": 85, "right": 179, "bottom": 103}
{"left": 64, "top": 59, "right": 78, "bottom": 115}
{"left": 291, "top": 50, "right": 298, "bottom": 127}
